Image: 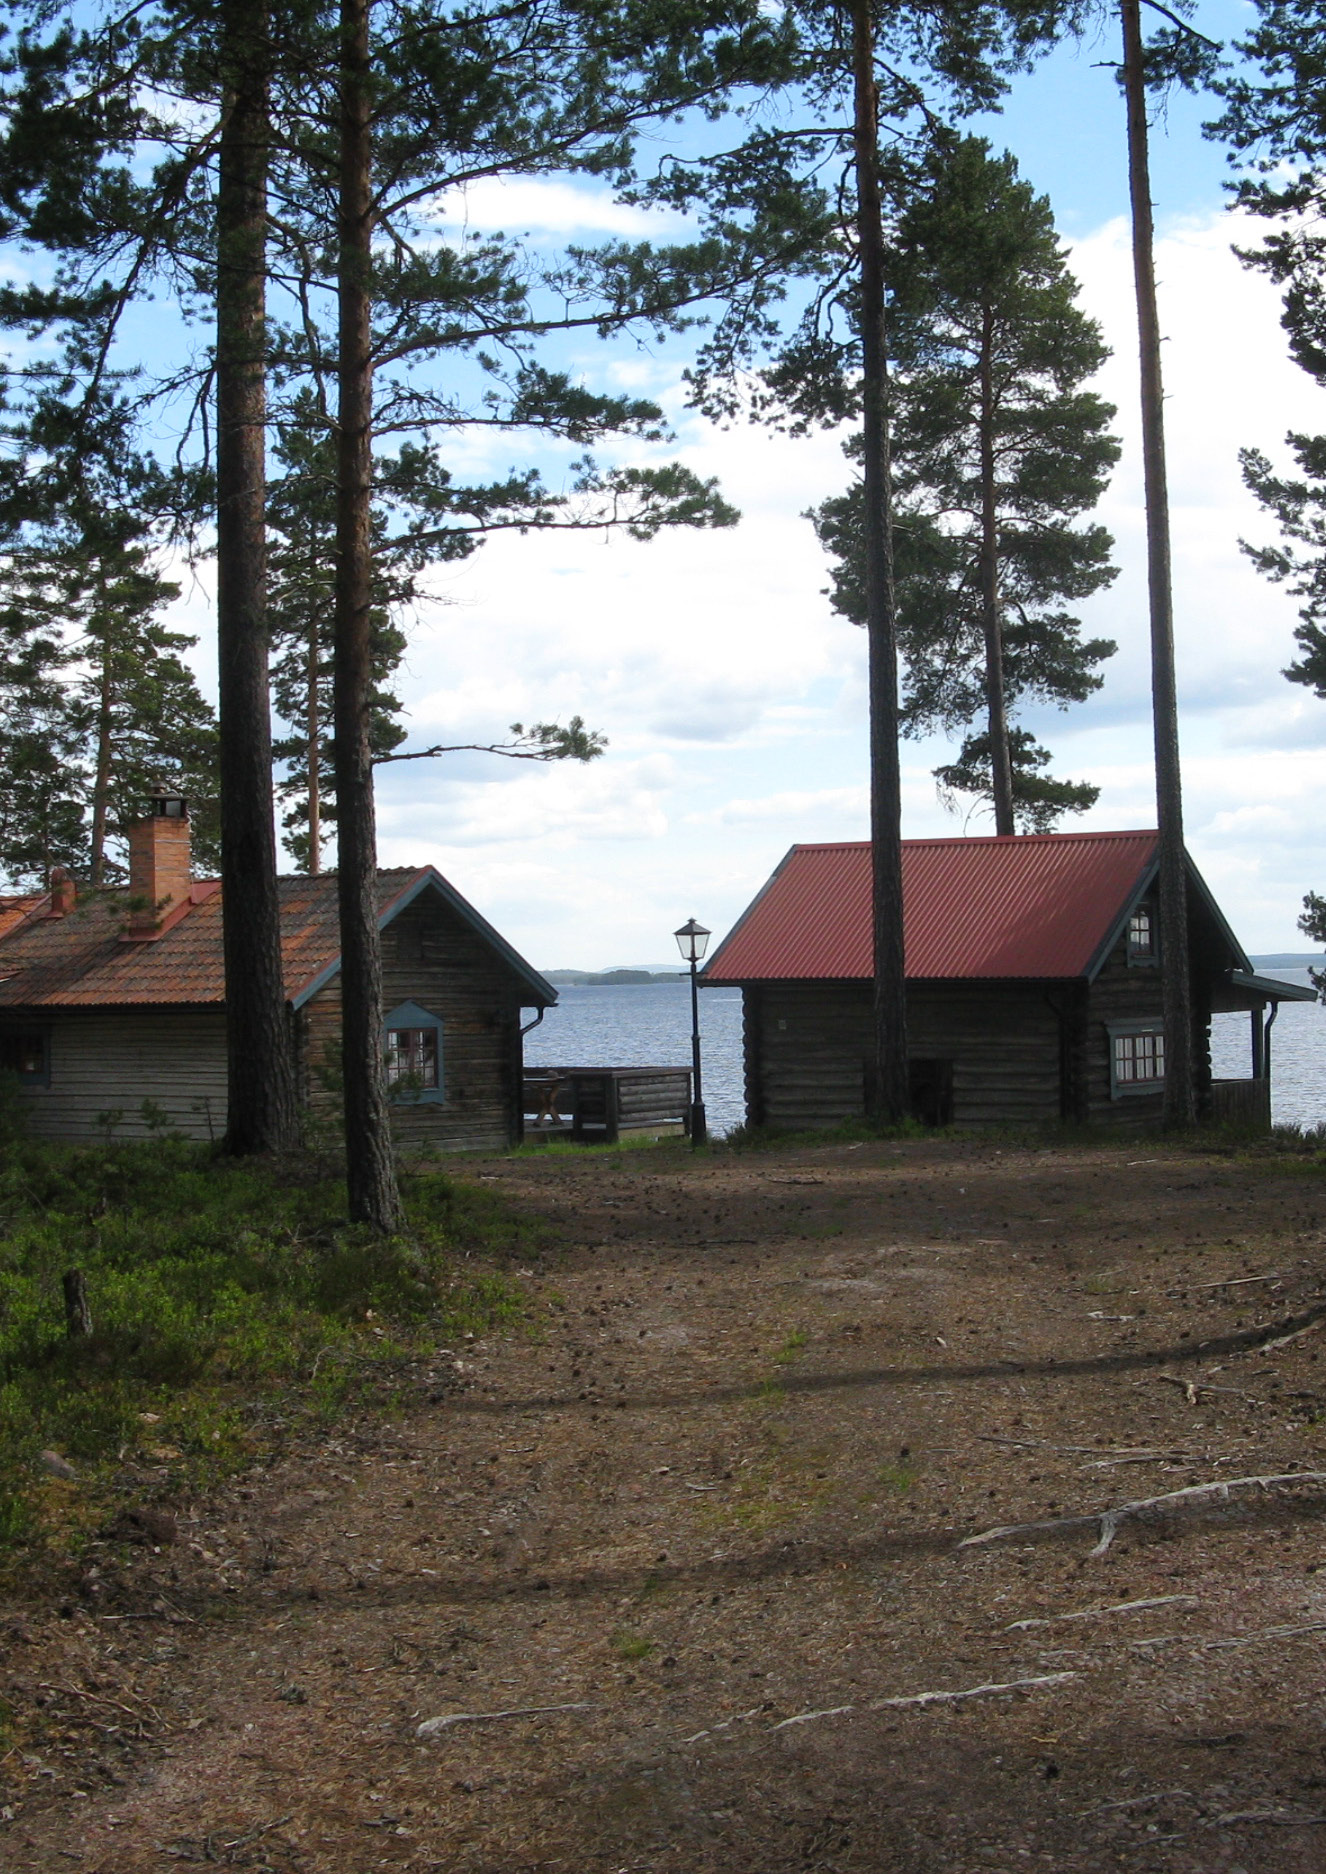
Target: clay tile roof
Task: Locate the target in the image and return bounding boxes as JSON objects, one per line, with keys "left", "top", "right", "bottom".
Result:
{"left": 0, "top": 870, "right": 425, "bottom": 1009}
{"left": 703, "top": 831, "right": 1165, "bottom": 984}
{"left": 0, "top": 894, "right": 47, "bottom": 941}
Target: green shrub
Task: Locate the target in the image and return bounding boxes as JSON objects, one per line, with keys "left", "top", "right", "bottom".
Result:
{"left": 0, "top": 1140, "right": 540, "bottom": 1562}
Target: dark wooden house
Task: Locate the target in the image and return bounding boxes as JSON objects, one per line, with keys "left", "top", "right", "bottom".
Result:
{"left": 701, "top": 831, "right": 1311, "bottom": 1131}
{"left": 0, "top": 796, "right": 555, "bottom": 1149}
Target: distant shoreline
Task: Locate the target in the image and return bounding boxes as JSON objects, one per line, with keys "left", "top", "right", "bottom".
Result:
{"left": 545, "top": 955, "right": 1325, "bottom": 984}
{"left": 542, "top": 969, "right": 686, "bottom": 987}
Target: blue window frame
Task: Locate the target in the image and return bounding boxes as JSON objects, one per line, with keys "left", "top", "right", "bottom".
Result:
{"left": 383, "top": 1000, "right": 444, "bottom": 1104}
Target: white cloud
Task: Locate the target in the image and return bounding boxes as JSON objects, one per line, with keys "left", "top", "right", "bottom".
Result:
{"left": 689, "top": 785, "right": 867, "bottom": 827}
{"left": 427, "top": 176, "right": 688, "bottom": 240}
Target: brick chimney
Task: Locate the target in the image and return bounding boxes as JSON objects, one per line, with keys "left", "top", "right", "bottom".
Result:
{"left": 47, "top": 867, "right": 76, "bottom": 917}
{"left": 126, "top": 793, "right": 191, "bottom": 939}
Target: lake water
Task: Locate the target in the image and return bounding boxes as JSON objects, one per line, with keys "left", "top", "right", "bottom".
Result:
{"left": 527, "top": 973, "right": 1326, "bottom": 1136}
{"left": 1210, "top": 969, "right": 1326, "bottom": 1131}
{"left": 524, "top": 981, "right": 747, "bottom": 1135}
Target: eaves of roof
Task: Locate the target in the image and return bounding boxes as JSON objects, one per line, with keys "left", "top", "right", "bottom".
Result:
{"left": 289, "top": 866, "right": 557, "bottom": 1010}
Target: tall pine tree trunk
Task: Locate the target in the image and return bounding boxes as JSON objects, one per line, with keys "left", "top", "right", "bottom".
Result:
{"left": 306, "top": 627, "right": 321, "bottom": 875}
{"left": 1121, "top": 0, "right": 1194, "bottom": 1125}
{"left": 978, "top": 306, "right": 1015, "bottom": 836}
{"left": 90, "top": 605, "right": 114, "bottom": 885}
{"left": 849, "top": 0, "right": 908, "bottom": 1124}
{"left": 334, "top": 0, "right": 403, "bottom": 1229}
{"left": 216, "top": 0, "right": 299, "bottom": 1154}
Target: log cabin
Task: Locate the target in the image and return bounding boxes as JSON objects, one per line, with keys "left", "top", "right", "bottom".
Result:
{"left": 701, "top": 830, "right": 1313, "bottom": 1131}
{"left": 0, "top": 793, "right": 555, "bottom": 1148}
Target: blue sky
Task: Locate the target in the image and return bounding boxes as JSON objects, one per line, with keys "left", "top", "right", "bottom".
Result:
{"left": 93, "top": 2, "right": 1326, "bottom": 965}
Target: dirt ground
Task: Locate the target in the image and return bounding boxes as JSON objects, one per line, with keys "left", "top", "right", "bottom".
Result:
{"left": 7, "top": 1134, "right": 1326, "bottom": 1872}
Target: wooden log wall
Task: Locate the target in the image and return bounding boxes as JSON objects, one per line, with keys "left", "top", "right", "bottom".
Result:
{"left": 17, "top": 1009, "right": 229, "bottom": 1140}
{"left": 301, "top": 889, "right": 530, "bottom": 1152}
{"left": 615, "top": 1070, "right": 691, "bottom": 1129}
{"left": 1209, "top": 1077, "right": 1271, "bottom": 1129}
{"left": 909, "top": 984, "right": 1063, "bottom": 1128}
{"left": 743, "top": 925, "right": 1227, "bottom": 1134}
{"left": 746, "top": 980, "right": 1092, "bottom": 1131}
{"left": 748, "top": 982, "right": 872, "bottom": 1129}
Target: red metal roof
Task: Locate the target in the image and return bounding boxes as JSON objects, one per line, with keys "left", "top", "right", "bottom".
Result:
{"left": 703, "top": 831, "right": 1162, "bottom": 983}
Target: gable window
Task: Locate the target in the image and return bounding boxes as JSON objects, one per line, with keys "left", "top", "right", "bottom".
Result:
{"left": 0, "top": 1028, "right": 49, "bottom": 1086}
{"left": 1127, "top": 904, "right": 1156, "bottom": 963}
{"left": 1109, "top": 1021, "right": 1165, "bottom": 1097}
{"left": 382, "top": 1000, "right": 444, "bottom": 1104}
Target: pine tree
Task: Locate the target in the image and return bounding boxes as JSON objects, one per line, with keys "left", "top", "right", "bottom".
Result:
{"left": 812, "top": 137, "right": 1119, "bottom": 835}
{"left": 0, "top": 402, "right": 218, "bottom": 887}
{"left": 1217, "top": 4, "right": 1326, "bottom": 983}
{"left": 0, "top": 579, "right": 85, "bottom": 885}
{"left": 673, "top": 0, "right": 1075, "bottom": 1117}
{"left": 0, "top": 0, "right": 790, "bottom": 1205}
{"left": 268, "top": 395, "right": 410, "bottom": 873}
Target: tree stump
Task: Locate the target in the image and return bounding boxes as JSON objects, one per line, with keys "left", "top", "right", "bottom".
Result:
{"left": 63, "top": 1269, "right": 93, "bottom": 1339}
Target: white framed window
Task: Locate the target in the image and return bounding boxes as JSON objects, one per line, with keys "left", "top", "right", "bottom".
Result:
{"left": 1109, "top": 1020, "right": 1165, "bottom": 1098}
{"left": 1127, "top": 904, "right": 1156, "bottom": 963}
{"left": 383, "top": 1000, "right": 444, "bottom": 1104}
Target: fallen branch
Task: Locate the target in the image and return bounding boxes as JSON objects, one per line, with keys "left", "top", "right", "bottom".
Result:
{"left": 773, "top": 1672, "right": 1077, "bottom": 1731}
{"left": 1006, "top": 1593, "right": 1197, "bottom": 1632}
{"left": 223, "top": 1816, "right": 294, "bottom": 1852}
{"left": 416, "top": 1701, "right": 592, "bottom": 1737}
{"left": 1204, "top": 1620, "right": 1326, "bottom": 1650}
{"left": 982, "top": 1433, "right": 1155, "bottom": 1457}
{"left": 1080, "top": 1788, "right": 1190, "bottom": 1816}
{"left": 1209, "top": 1808, "right": 1326, "bottom": 1827}
{"left": 980, "top": 1431, "right": 1204, "bottom": 1467}
{"left": 1082, "top": 1451, "right": 1206, "bottom": 1469}
{"left": 1185, "top": 1274, "right": 1281, "bottom": 1291}
{"left": 1258, "top": 1315, "right": 1326, "bottom": 1354}
{"left": 958, "top": 1472, "right": 1326, "bottom": 1558}
{"left": 1152, "top": 1373, "right": 1269, "bottom": 1406}
{"left": 38, "top": 1681, "right": 154, "bottom": 1724}
{"left": 680, "top": 1703, "right": 766, "bottom": 1744}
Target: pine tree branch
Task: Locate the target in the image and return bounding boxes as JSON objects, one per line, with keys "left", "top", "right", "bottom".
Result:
{"left": 1139, "top": 0, "right": 1221, "bottom": 51}
{"left": 373, "top": 718, "right": 605, "bottom": 767}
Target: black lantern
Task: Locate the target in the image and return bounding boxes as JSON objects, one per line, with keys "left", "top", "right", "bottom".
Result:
{"left": 674, "top": 918, "right": 711, "bottom": 1143}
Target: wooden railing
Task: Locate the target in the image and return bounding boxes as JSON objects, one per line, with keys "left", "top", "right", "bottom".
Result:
{"left": 1209, "top": 1078, "right": 1271, "bottom": 1130}
{"left": 522, "top": 1066, "right": 692, "bottom": 1144}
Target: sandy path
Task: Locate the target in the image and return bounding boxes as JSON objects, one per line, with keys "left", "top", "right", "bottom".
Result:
{"left": 5, "top": 1136, "right": 1326, "bottom": 1870}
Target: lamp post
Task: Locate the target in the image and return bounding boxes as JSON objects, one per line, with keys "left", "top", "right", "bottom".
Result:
{"left": 674, "top": 917, "right": 710, "bottom": 1145}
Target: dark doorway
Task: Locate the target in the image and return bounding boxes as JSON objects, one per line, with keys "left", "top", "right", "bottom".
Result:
{"left": 909, "top": 1058, "right": 954, "bottom": 1127}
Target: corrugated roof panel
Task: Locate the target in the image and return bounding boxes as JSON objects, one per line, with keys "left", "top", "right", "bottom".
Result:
{"left": 704, "top": 831, "right": 1160, "bottom": 983}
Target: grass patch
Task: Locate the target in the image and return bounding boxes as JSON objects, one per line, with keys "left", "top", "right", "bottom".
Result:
{"left": 772, "top": 1327, "right": 809, "bottom": 1366}
{"left": 722, "top": 1117, "right": 933, "bottom": 1152}
{"left": 509, "top": 1132, "right": 690, "bottom": 1157}
{"left": 0, "top": 1138, "right": 548, "bottom": 1567}
{"left": 611, "top": 1630, "right": 657, "bottom": 1661}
